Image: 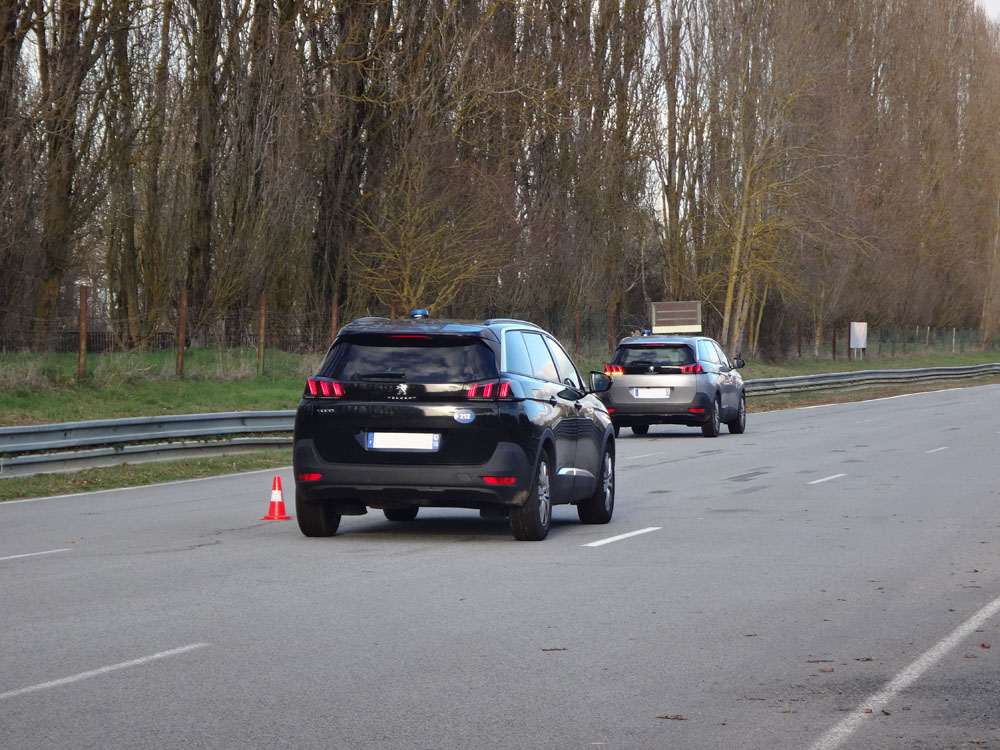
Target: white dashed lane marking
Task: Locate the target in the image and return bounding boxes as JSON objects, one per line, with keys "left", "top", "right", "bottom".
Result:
{"left": 0, "top": 643, "right": 210, "bottom": 701}
{"left": 583, "top": 527, "right": 661, "bottom": 547}
{"left": 0, "top": 548, "right": 72, "bottom": 563}
{"left": 808, "top": 474, "right": 846, "bottom": 485}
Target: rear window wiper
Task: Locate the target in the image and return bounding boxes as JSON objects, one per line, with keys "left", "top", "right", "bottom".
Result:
{"left": 358, "top": 371, "right": 406, "bottom": 380}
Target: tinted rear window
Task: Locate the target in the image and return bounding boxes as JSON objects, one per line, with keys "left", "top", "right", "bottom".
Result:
{"left": 614, "top": 344, "right": 694, "bottom": 366}
{"left": 322, "top": 335, "right": 498, "bottom": 383}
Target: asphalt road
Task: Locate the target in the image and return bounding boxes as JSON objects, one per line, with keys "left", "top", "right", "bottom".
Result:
{"left": 2, "top": 385, "right": 999, "bottom": 750}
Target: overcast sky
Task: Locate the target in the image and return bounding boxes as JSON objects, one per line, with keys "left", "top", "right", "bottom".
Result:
{"left": 978, "top": 0, "right": 1000, "bottom": 20}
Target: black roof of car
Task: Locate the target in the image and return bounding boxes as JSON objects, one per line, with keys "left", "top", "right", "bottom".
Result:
{"left": 336, "top": 315, "right": 543, "bottom": 340}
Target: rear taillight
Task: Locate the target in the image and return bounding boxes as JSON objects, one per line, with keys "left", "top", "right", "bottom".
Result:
{"left": 605, "top": 364, "right": 624, "bottom": 376}
{"left": 681, "top": 364, "right": 703, "bottom": 374}
{"left": 298, "top": 473, "right": 322, "bottom": 482}
{"left": 467, "top": 381, "right": 513, "bottom": 399}
{"left": 306, "top": 378, "right": 343, "bottom": 397}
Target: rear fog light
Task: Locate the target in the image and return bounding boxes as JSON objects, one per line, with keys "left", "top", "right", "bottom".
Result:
{"left": 482, "top": 476, "right": 516, "bottom": 485}
{"left": 298, "top": 473, "right": 322, "bottom": 482}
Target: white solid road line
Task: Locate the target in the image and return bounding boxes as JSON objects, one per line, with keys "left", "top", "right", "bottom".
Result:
{"left": 0, "top": 643, "right": 209, "bottom": 701}
{"left": 808, "top": 473, "right": 846, "bottom": 485}
{"left": 0, "top": 548, "right": 72, "bottom": 562}
{"left": 583, "top": 527, "right": 661, "bottom": 547}
{"left": 808, "top": 593, "right": 1000, "bottom": 750}
{"left": 0, "top": 467, "right": 292, "bottom": 504}
{"left": 925, "top": 446, "right": 949, "bottom": 454}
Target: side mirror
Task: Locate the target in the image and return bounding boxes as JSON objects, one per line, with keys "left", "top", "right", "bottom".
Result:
{"left": 733, "top": 357, "right": 745, "bottom": 369}
{"left": 589, "top": 370, "right": 612, "bottom": 393}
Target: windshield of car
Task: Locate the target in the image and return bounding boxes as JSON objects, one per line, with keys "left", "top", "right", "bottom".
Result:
{"left": 615, "top": 344, "right": 695, "bottom": 366}
{"left": 322, "top": 335, "right": 499, "bottom": 383}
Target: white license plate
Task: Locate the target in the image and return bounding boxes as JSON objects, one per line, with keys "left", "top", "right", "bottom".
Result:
{"left": 366, "top": 432, "right": 441, "bottom": 451}
{"left": 631, "top": 387, "right": 671, "bottom": 399}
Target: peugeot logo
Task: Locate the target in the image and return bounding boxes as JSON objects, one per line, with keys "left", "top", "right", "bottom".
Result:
{"left": 387, "top": 383, "right": 416, "bottom": 401}
{"left": 648, "top": 365, "right": 655, "bottom": 373}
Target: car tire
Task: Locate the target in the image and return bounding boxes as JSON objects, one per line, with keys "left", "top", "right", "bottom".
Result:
{"left": 577, "top": 443, "right": 614, "bottom": 524}
{"left": 296, "top": 492, "right": 342, "bottom": 537}
{"left": 510, "top": 451, "right": 553, "bottom": 541}
{"left": 613, "top": 424, "right": 620, "bottom": 438}
{"left": 727, "top": 393, "right": 746, "bottom": 434}
{"left": 384, "top": 507, "right": 419, "bottom": 522}
{"left": 701, "top": 396, "right": 721, "bottom": 437}
{"left": 631, "top": 424, "right": 649, "bottom": 436}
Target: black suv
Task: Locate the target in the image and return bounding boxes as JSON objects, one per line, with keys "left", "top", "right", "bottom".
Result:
{"left": 292, "top": 311, "right": 616, "bottom": 541}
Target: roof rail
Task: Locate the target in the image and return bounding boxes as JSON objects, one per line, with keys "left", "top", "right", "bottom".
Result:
{"left": 484, "top": 318, "right": 539, "bottom": 327}
{"left": 345, "top": 316, "right": 390, "bottom": 326}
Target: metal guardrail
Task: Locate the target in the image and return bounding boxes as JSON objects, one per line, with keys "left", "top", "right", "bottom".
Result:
{"left": 0, "top": 411, "right": 294, "bottom": 479}
{"left": 1, "top": 364, "right": 998, "bottom": 478}
{"left": 744, "top": 363, "right": 1000, "bottom": 395}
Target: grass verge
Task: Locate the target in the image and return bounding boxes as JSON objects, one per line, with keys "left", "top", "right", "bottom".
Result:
{"left": 0, "top": 449, "right": 290, "bottom": 502}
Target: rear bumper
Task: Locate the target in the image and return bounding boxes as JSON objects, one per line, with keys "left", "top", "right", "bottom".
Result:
{"left": 602, "top": 391, "right": 713, "bottom": 426}
{"left": 293, "top": 438, "right": 532, "bottom": 511}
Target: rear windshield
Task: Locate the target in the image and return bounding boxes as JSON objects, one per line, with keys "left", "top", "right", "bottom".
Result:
{"left": 322, "top": 335, "right": 498, "bottom": 383}
{"left": 614, "top": 344, "right": 695, "bottom": 366}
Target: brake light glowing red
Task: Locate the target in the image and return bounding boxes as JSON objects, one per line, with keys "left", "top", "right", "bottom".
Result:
{"left": 482, "top": 476, "right": 516, "bottom": 485}
{"left": 681, "top": 364, "right": 703, "bottom": 374}
{"left": 467, "top": 381, "right": 513, "bottom": 399}
{"left": 605, "top": 365, "right": 624, "bottom": 376}
{"left": 298, "top": 473, "right": 322, "bottom": 482}
{"left": 307, "top": 378, "right": 343, "bottom": 397}
{"left": 689, "top": 407, "right": 705, "bottom": 413}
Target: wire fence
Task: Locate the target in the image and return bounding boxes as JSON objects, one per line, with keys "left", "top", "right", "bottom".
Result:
{"left": 2, "top": 298, "right": 996, "bottom": 361}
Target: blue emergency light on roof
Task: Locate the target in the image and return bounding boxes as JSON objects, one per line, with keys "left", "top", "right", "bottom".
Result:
{"left": 409, "top": 309, "right": 430, "bottom": 319}
{"left": 641, "top": 329, "right": 652, "bottom": 336}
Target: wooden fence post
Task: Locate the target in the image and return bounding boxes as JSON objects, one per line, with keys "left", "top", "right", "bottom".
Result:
{"left": 330, "top": 294, "right": 339, "bottom": 343}
{"left": 257, "top": 293, "right": 266, "bottom": 377}
{"left": 77, "top": 286, "right": 88, "bottom": 380}
{"left": 176, "top": 290, "right": 187, "bottom": 377}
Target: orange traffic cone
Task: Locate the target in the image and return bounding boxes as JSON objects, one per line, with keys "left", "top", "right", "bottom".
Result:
{"left": 261, "top": 476, "right": 291, "bottom": 520}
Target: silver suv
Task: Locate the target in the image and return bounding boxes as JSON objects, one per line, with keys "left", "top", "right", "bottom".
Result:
{"left": 599, "top": 333, "right": 746, "bottom": 437}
